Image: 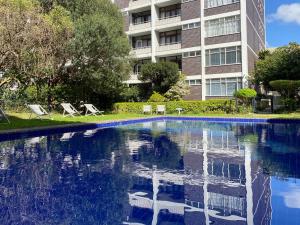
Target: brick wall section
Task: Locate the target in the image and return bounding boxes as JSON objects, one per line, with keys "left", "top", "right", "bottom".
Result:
{"left": 123, "top": 14, "right": 129, "bottom": 31}
{"left": 182, "top": 57, "right": 202, "bottom": 75}
{"left": 115, "top": 0, "right": 129, "bottom": 9}
{"left": 248, "top": 47, "right": 257, "bottom": 75}
{"left": 204, "top": 3, "right": 240, "bottom": 16}
{"left": 247, "top": 20, "right": 264, "bottom": 54}
{"left": 184, "top": 85, "right": 202, "bottom": 100}
{"left": 205, "top": 64, "right": 242, "bottom": 74}
{"left": 205, "top": 33, "right": 241, "bottom": 45}
{"left": 182, "top": 28, "right": 201, "bottom": 48}
{"left": 246, "top": 0, "right": 265, "bottom": 51}
{"left": 181, "top": 0, "right": 201, "bottom": 21}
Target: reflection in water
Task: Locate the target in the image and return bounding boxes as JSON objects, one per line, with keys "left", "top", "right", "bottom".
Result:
{"left": 0, "top": 120, "right": 299, "bottom": 225}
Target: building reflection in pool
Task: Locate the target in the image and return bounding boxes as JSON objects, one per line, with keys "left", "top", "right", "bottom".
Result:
{"left": 0, "top": 120, "right": 299, "bottom": 224}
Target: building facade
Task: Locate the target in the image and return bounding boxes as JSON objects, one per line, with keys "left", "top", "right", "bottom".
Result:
{"left": 113, "top": 0, "right": 265, "bottom": 100}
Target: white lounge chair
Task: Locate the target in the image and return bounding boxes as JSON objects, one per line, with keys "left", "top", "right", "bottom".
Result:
{"left": 143, "top": 105, "right": 152, "bottom": 114}
{"left": 84, "top": 104, "right": 104, "bottom": 116}
{"left": 60, "top": 132, "right": 76, "bottom": 141}
{"left": 156, "top": 105, "right": 166, "bottom": 115}
{"left": 61, "top": 103, "right": 80, "bottom": 117}
{"left": 0, "top": 108, "right": 9, "bottom": 123}
{"left": 28, "top": 104, "right": 51, "bottom": 119}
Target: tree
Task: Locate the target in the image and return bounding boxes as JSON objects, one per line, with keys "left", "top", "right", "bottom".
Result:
{"left": 269, "top": 80, "right": 300, "bottom": 111}
{"left": 0, "top": 0, "right": 73, "bottom": 108}
{"left": 61, "top": 0, "right": 131, "bottom": 106}
{"left": 164, "top": 73, "right": 190, "bottom": 101}
{"left": 140, "top": 61, "right": 180, "bottom": 94}
{"left": 234, "top": 88, "right": 257, "bottom": 106}
{"left": 252, "top": 43, "right": 300, "bottom": 88}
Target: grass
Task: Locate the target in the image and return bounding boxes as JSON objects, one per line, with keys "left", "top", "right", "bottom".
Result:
{"left": 1, "top": 111, "right": 300, "bottom": 132}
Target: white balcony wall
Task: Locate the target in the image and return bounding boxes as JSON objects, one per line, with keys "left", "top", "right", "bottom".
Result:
{"left": 128, "top": 22, "right": 151, "bottom": 34}
{"left": 131, "top": 47, "right": 152, "bottom": 58}
{"left": 156, "top": 43, "right": 182, "bottom": 55}
{"left": 129, "top": 0, "right": 151, "bottom": 10}
{"left": 156, "top": 16, "right": 181, "bottom": 27}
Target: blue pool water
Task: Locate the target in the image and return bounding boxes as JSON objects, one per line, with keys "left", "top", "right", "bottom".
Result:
{"left": 0, "top": 119, "right": 300, "bottom": 225}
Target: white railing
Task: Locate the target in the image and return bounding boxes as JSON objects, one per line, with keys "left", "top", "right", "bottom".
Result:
{"left": 129, "top": 21, "right": 151, "bottom": 32}
{"left": 129, "top": 0, "right": 151, "bottom": 9}
{"left": 156, "top": 42, "right": 182, "bottom": 52}
{"left": 156, "top": 15, "right": 181, "bottom": 27}
{"left": 131, "top": 46, "right": 152, "bottom": 55}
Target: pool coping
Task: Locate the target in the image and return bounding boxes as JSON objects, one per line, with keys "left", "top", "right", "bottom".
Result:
{"left": 1, "top": 115, "right": 300, "bottom": 141}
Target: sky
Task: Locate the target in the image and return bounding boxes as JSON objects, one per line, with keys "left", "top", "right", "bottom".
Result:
{"left": 265, "top": 0, "right": 300, "bottom": 47}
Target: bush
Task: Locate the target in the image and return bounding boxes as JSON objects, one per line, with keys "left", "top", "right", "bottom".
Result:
{"left": 269, "top": 80, "right": 300, "bottom": 98}
{"left": 234, "top": 88, "right": 257, "bottom": 100}
{"left": 148, "top": 92, "right": 166, "bottom": 102}
{"left": 269, "top": 80, "right": 300, "bottom": 111}
{"left": 164, "top": 73, "right": 190, "bottom": 101}
{"left": 114, "top": 99, "right": 235, "bottom": 114}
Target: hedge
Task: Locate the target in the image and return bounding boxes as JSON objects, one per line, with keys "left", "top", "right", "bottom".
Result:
{"left": 114, "top": 99, "right": 235, "bottom": 114}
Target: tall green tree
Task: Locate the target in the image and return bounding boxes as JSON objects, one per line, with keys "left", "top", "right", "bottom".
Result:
{"left": 252, "top": 43, "right": 300, "bottom": 88}
{"left": 0, "top": 0, "right": 73, "bottom": 107}
{"left": 57, "top": 0, "right": 131, "bottom": 106}
{"left": 140, "top": 61, "right": 180, "bottom": 94}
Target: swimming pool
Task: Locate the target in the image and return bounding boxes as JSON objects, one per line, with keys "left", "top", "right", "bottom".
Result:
{"left": 0, "top": 118, "right": 300, "bottom": 225}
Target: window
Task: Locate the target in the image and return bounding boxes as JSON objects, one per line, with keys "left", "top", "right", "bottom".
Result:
{"left": 132, "top": 35, "right": 151, "bottom": 49}
{"left": 132, "top": 11, "right": 151, "bottom": 25}
{"left": 182, "top": 22, "right": 200, "bottom": 30}
{"left": 206, "top": 77, "right": 242, "bottom": 96}
{"left": 205, "top": 0, "right": 240, "bottom": 9}
{"left": 182, "top": 51, "right": 201, "bottom": 58}
{"left": 159, "top": 4, "right": 181, "bottom": 19}
{"left": 205, "top": 15, "right": 240, "bottom": 37}
{"left": 186, "top": 79, "right": 201, "bottom": 86}
{"left": 206, "top": 46, "right": 241, "bottom": 66}
{"left": 159, "top": 30, "right": 181, "bottom": 45}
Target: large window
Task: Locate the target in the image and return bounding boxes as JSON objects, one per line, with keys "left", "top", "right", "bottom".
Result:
{"left": 132, "top": 35, "right": 151, "bottom": 49}
{"left": 205, "top": 46, "right": 241, "bottom": 66}
{"left": 205, "top": 15, "right": 240, "bottom": 37}
{"left": 206, "top": 77, "right": 242, "bottom": 96}
{"left": 132, "top": 11, "right": 151, "bottom": 25}
{"left": 205, "top": 0, "right": 240, "bottom": 9}
{"left": 159, "top": 30, "right": 181, "bottom": 46}
{"left": 159, "top": 4, "right": 181, "bottom": 19}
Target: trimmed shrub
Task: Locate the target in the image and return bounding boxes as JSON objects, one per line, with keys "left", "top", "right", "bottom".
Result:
{"left": 114, "top": 99, "right": 235, "bottom": 114}
{"left": 148, "top": 91, "right": 166, "bottom": 102}
{"left": 269, "top": 80, "right": 300, "bottom": 98}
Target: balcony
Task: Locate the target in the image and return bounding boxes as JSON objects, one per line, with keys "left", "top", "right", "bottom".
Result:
{"left": 129, "top": 0, "right": 151, "bottom": 10}
{"left": 156, "top": 43, "right": 182, "bottom": 56}
{"left": 131, "top": 46, "right": 152, "bottom": 58}
{"left": 128, "top": 21, "right": 151, "bottom": 35}
{"left": 156, "top": 15, "right": 181, "bottom": 29}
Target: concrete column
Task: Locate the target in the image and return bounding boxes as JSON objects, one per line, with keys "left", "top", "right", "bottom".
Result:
{"left": 200, "top": 0, "right": 206, "bottom": 100}
{"left": 240, "top": 0, "right": 249, "bottom": 88}
{"left": 151, "top": 0, "right": 158, "bottom": 62}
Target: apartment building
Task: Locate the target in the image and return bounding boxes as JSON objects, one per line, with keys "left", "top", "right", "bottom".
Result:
{"left": 113, "top": 0, "right": 265, "bottom": 100}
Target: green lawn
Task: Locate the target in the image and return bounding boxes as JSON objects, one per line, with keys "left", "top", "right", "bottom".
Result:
{"left": 1, "top": 112, "right": 300, "bottom": 132}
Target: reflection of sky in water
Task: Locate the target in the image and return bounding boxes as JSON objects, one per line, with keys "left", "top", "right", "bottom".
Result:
{"left": 272, "top": 178, "right": 300, "bottom": 225}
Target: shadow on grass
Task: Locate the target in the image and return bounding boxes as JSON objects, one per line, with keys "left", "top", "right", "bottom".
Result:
{"left": 0, "top": 113, "right": 154, "bottom": 131}
{"left": 0, "top": 115, "right": 80, "bottom": 131}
